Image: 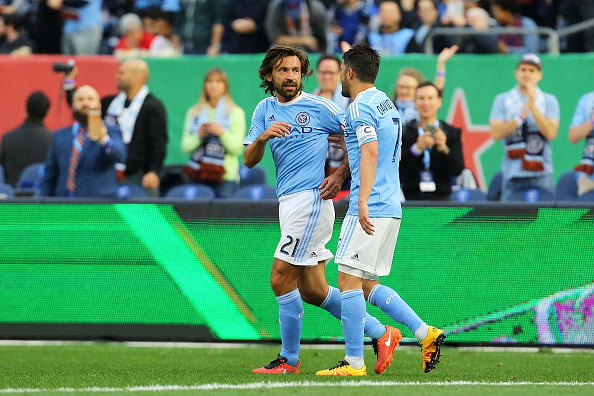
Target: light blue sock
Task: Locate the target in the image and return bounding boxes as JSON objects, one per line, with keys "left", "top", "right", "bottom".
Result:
{"left": 320, "top": 286, "right": 386, "bottom": 339}
{"left": 278, "top": 289, "right": 303, "bottom": 366}
{"left": 341, "top": 289, "right": 366, "bottom": 359}
{"left": 368, "top": 284, "right": 424, "bottom": 333}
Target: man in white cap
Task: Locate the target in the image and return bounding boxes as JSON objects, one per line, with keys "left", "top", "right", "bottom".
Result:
{"left": 488, "top": 53, "right": 560, "bottom": 201}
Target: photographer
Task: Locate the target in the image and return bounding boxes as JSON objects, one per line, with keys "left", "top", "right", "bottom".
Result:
{"left": 60, "top": 59, "right": 168, "bottom": 197}
{"left": 399, "top": 81, "right": 464, "bottom": 200}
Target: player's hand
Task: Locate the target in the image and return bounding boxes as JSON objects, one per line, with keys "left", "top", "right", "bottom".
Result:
{"left": 358, "top": 203, "right": 374, "bottom": 235}
{"left": 319, "top": 172, "right": 343, "bottom": 200}
{"left": 262, "top": 122, "right": 291, "bottom": 141}
{"left": 328, "top": 133, "right": 346, "bottom": 151}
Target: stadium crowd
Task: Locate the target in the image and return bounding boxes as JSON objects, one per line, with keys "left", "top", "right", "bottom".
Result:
{"left": 0, "top": 0, "right": 592, "bottom": 57}
{"left": 1, "top": 0, "right": 594, "bottom": 202}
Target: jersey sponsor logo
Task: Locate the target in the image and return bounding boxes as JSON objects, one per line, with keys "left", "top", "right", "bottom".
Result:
{"left": 295, "top": 112, "right": 310, "bottom": 126}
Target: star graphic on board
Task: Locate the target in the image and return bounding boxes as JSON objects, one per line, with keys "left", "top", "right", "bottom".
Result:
{"left": 445, "top": 88, "right": 494, "bottom": 190}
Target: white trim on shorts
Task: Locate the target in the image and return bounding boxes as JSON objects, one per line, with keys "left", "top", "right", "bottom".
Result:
{"left": 335, "top": 214, "right": 401, "bottom": 279}
{"left": 274, "top": 189, "right": 335, "bottom": 266}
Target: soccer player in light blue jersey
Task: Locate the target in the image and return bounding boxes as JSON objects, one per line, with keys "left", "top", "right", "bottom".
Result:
{"left": 316, "top": 44, "right": 445, "bottom": 377}
{"left": 245, "top": 45, "right": 398, "bottom": 375}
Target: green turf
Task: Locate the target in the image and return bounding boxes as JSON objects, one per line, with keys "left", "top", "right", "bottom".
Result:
{"left": 0, "top": 343, "right": 592, "bottom": 395}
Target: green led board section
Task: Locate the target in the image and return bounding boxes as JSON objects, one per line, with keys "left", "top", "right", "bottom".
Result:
{"left": 0, "top": 203, "right": 592, "bottom": 345}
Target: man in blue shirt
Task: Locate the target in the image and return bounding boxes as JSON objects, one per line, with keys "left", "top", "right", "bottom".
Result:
{"left": 489, "top": 53, "right": 559, "bottom": 201}
{"left": 245, "top": 45, "right": 400, "bottom": 375}
{"left": 316, "top": 43, "right": 444, "bottom": 376}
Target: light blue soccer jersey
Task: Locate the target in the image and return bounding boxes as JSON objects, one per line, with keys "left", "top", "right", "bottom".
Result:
{"left": 344, "top": 87, "right": 402, "bottom": 218}
{"left": 244, "top": 92, "right": 344, "bottom": 197}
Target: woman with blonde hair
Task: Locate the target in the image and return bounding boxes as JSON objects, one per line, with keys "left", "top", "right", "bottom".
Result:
{"left": 181, "top": 67, "right": 246, "bottom": 198}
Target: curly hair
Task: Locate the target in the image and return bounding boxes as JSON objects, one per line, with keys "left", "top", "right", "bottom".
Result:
{"left": 258, "top": 45, "right": 312, "bottom": 95}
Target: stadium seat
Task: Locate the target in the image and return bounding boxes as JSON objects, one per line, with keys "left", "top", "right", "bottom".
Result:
{"left": 450, "top": 188, "right": 487, "bottom": 202}
{"left": 234, "top": 184, "right": 277, "bottom": 201}
{"left": 577, "top": 190, "right": 594, "bottom": 202}
{"left": 452, "top": 168, "right": 479, "bottom": 191}
{"left": 159, "top": 164, "right": 189, "bottom": 197}
{"left": 508, "top": 187, "right": 556, "bottom": 202}
{"left": 0, "top": 164, "right": 4, "bottom": 183}
{"left": 15, "top": 162, "right": 45, "bottom": 197}
{"left": 165, "top": 183, "right": 216, "bottom": 200}
{"left": 116, "top": 184, "right": 147, "bottom": 199}
{"left": 555, "top": 171, "right": 579, "bottom": 201}
{"left": 486, "top": 171, "right": 503, "bottom": 201}
{"left": 0, "top": 182, "right": 14, "bottom": 199}
{"left": 239, "top": 165, "right": 267, "bottom": 187}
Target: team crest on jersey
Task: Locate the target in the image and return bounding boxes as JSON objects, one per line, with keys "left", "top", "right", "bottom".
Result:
{"left": 295, "top": 112, "right": 310, "bottom": 126}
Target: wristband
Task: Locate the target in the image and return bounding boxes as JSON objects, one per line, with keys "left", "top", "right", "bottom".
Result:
{"left": 435, "top": 70, "right": 446, "bottom": 77}
{"left": 589, "top": 118, "right": 594, "bottom": 127}
{"left": 514, "top": 115, "right": 525, "bottom": 127}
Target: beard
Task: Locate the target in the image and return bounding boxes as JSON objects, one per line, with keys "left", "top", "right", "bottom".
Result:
{"left": 341, "top": 81, "right": 350, "bottom": 98}
{"left": 73, "top": 109, "right": 88, "bottom": 127}
{"left": 274, "top": 80, "right": 302, "bottom": 102}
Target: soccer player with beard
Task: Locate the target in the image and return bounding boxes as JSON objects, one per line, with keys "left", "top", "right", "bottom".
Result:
{"left": 316, "top": 44, "right": 444, "bottom": 376}
{"left": 245, "top": 45, "right": 402, "bottom": 375}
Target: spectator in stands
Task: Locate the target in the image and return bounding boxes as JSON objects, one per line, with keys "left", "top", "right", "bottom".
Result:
{"left": 367, "top": 0, "right": 414, "bottom": 55}
{"left": 176, "top": 0, "right": 229, "bottom": 55}
{"left": 63, "top": 59, "right": 168, "bottom": 197}
{"left": 114, "top": 12, "right": 180, "bottom": 57}
{"left": 265, "top": 0, "right": 328, "bottom": 53}
{"left": 456, "top": 5, "right": 498, "bottom": 54}
{"left": 0, "top": 91, "right": 53, "bottom": 188}
{"left": 312, "top": 54, "right": 350, "bottom": 110}
{"left": 61, "top": 0, "right": 103, "bottom": 55}
{"left": 31, "top": 0, "right": 63, "bottom": 54}
{"left": 327, "top": 0, "right": 369, "bottom": 54}
{"left": 491, "top": 0, "right": 539, "bottom": 54}
{"left": 406, "top": 0, "right": 453, "bottom": 54}
{"left": 40, "top": 85, "right": 126, "bottom": 198}
{"left": 181, "top": 67, "right": 246, "bottom": 198}
{"left": 223, "top": 0, "right": 271, "bottom": 54}
{"left": 400, "top": 81, "right": 464, "bottom": 200}
{"left": 559, "top": 0, "right": 594, "bottom": 53}
{"left": 568, "top": 90, "right": 594, "bottom": 197}
{"left": 114, "top": 13, "right": 156, "bottom": 58}
{"left": 0, "top": 12, "right": 33, "bottom": 55}
{"left": 489, "top": 54, "right": 559, "bottom": 201}
{"left": 391, "top": 45, "right": 458, "bottom": 126}
{"left": 312, "top": 54, "right": 350, "bottom": 197}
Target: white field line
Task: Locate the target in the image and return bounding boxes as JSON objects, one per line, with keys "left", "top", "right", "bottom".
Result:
{"left": 1, "top": 381, "right": 594, "bottom": 393}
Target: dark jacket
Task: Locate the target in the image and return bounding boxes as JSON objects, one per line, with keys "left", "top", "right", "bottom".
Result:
{"left": 400, "top": 120, "right": 465, "bottom": 200}
{"left": 101, "top": 94, "right": 168, "bottom": 176}
{"left": 0, "top": 118, "right": 53, "bottom": 187}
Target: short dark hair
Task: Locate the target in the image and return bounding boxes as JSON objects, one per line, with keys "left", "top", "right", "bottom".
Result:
{"left": 258, "top": 45, "right": 312, "bottom": 95}
{"left": 342, "top": 43, "right": 380, "bottom": 84}
{"left": 316, "top": 54, "right": 340, "bottom": 69}
{"left": 416, "top": 81, "right": 442, "bottom": 97}
{"left": 492, "top": 0, "right": 517, "bottom": 13}
{"left": 26, "top": 91, "right": 51, "bottom": 120}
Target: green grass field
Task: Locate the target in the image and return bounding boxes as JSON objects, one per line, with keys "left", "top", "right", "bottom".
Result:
{"left": 0, "top": 343, "right": 593, "bottom": 395}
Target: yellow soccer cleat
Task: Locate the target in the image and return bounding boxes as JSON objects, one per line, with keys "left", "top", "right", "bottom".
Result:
{"left": 316, "top": 360, "right": 367, "bottom": 376}
{"left": 420, "top": 326, "right": 446, "bottom": 373}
